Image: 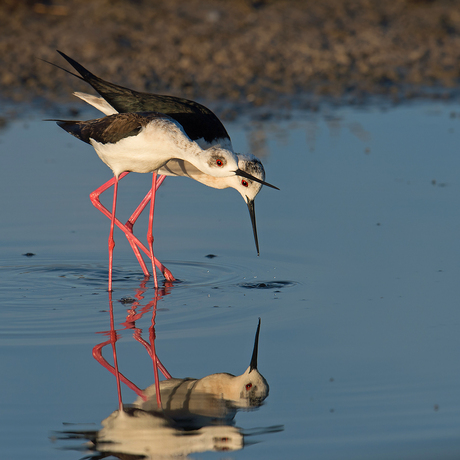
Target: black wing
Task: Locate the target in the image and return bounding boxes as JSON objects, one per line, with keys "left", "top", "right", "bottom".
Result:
{"left": 54, "top": 112, "right": 163, "bottom": 145}
{"left": 56, "top": 51, "right": 230, "bottom": 145}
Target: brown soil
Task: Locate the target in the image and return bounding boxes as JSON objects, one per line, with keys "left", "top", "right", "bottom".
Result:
{"left": 1, "top": 0, "right": 460, "bottom": 111}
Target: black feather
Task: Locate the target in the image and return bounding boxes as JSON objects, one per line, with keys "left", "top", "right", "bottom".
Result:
{"left": 56, "top": 51, "right": 230, "bottom": 145}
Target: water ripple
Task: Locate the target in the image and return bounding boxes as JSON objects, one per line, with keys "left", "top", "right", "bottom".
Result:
{"left": 0, "top": 259, "right": 266, "bottom": 345}
{"left": 237, "top": 280, "right": 297, "bottom": 290}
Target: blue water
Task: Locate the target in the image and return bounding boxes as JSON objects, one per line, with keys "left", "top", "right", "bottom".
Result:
{"left": 1, "top": 101, "right": 460, "bottom": 459}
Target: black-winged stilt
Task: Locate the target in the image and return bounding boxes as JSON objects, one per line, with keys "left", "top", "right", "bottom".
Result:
{"left": 75, "top": 91, "right": 269, "bottom": 265}
{"left": 52, "top": 111, "right": 275, "bottom": 291}
{"left": 49, "top": 52, "right": 278, "bottom": 259}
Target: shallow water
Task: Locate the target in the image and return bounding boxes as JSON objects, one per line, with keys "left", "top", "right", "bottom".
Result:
{"left": 2, "top": 101, "right": 460, "bottom": 459}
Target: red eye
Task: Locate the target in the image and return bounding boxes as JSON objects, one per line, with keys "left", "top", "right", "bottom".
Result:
{"left": 241, "top": 180, "right": 249, "bottom": 187}
{"left": 216, "top": 159, "right": 223, "bottom": 167}
{"left": 245, "top": 383, "right": 252, "bottom": 391}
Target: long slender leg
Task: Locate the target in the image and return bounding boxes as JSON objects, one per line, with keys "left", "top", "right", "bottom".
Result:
{"left": 107, "top": 177, "right": 118, "bottom": 292}
{"left": 90, "top": 174, "right": 175, "bottom": 281}
{"left": 126, "top": 174, "right": 167, "bottom": 231}
{"left": 125, "top": 236, "right": 150, "bottom": 278}
{"left": 90, "top": 173, "right": 150, "bottom": 277}
{"left": 147, "top": 173, "right": 159, "bottom": 288}
{"left": 124, "top": 174, "right": 174, "bottom": 282}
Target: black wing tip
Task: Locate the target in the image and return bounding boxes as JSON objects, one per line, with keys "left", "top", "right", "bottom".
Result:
{"left": 56, "top": 50, "right": 96, "bottom": 82}
{"left": 56, "top": 49, "right": 73, "bottom": 63}
{"left": 43, "top": 118, "right": 78, "bottom": 125}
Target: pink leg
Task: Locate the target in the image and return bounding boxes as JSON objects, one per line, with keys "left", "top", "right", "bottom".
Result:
{"left": 90, "top": 174, "right": 175, "bottom": 282}
{"left": 147, "top": 173, "right": 159, "bottom": 289}
{"left": 107, "top": 177, "right": 118, "bottom": 292}
{"left": 126, "top": 174, "right": 167, "bottom": 231}
{"left": 124, "top": 174, "right": 174, "bottom": 282}
{"left": 90, "top": 173, "right": 149, "bottom": 278}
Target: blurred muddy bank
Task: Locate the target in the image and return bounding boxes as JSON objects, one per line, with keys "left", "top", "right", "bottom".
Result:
{"left": 2, "top": 0, "right": 460, "bottom": 114}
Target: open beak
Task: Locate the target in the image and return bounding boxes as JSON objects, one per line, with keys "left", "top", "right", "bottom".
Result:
{"left": 249, "top": 318, "right": 261, "bottom": 373}
{"left": 247, "top": 198, "right": 260, "bottom": 256}
{"left": 235, "top": 169, "right": 279, "bottom": 190}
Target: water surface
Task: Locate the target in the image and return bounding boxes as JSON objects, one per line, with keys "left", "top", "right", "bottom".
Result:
{"left": 1, "top": 101, "right": 460, "bottom": 459}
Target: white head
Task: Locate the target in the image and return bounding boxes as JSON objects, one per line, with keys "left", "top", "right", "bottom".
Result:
{"left": 193, "top": 145, "right": 278, "bottom": 192}
{"left": 197, "top": 145, "right": 241, "bottom": 178}
{"left": 233, "top": 153, "right": 265, "bottom": 203}
{"left": 233, "top": 154, "right": 266, "bottom": 255}
{"left": 192, "top": 150, "right": 276, "bottom": 254}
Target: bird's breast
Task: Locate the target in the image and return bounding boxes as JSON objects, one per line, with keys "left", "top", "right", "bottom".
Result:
{"left": 90, "top": 121, "right": 192, "bottom": 177}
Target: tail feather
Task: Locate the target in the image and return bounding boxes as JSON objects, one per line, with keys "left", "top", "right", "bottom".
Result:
{"left": 46, "top": 118, "right": 90, "bottom": 144}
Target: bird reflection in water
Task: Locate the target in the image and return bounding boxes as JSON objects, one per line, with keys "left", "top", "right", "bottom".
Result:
{"left": 56, "top": 282, "right": 281, "bottom": 458}
{"left": 133, "top": 317, "right": 268, "bottom": 431}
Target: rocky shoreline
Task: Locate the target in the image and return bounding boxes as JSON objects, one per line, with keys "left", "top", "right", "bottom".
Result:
{"left": 1, "top": 0, "right": 460, "bottom": 115}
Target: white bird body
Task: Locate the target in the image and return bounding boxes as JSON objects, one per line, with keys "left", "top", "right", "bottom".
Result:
{"left": 90, "top": 116, "right": 191, "bottom": 176}
{"left": 74, "top": 91, "right": 264, "bottom": 198}
{"left": 56, "top": 112, "right": 242, "bottom": 180}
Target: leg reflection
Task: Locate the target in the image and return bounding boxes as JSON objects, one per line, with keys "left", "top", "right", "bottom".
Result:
{"left": 93, "top": 282, "right": 173, "bottom": 411}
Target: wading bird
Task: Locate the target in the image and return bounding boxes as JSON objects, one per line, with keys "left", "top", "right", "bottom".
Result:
{"left": 48, "top": 52, "right": 278, "bottom": 284}
{"left": 53, "top": 111, "right": 275, "bottom": 291}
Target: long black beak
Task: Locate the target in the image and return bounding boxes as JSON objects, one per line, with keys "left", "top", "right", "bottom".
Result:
{"left": 249, "top": 318, "right": 261, "bottom": 373}
{"left": 235, "top": 169, "right": 279, "bottom": 190}
{"left": 247, "top": 198, "right": 260, "bottom": 256}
